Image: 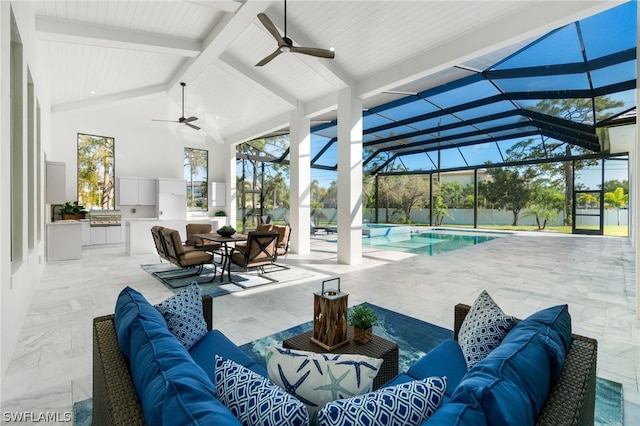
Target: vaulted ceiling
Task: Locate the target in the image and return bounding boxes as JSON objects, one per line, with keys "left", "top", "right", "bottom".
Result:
{"left": 33, "top": 0, "right": 627, "bottom": 145}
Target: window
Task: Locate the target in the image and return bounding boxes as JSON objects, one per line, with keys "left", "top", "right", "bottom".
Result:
{"left": 184, "top": 147, "right": 208, "bottom": 211}
{"left": 77, "top": 133, "right": 115, "bottom": 210}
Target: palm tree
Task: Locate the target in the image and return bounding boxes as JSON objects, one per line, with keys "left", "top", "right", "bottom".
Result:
{"left": 604, "top": 187, "right": 628, "bottom": 226}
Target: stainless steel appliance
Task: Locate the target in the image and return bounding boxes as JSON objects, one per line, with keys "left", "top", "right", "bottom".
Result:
{"left": 89, "top": 210, "right": 122, "bottom": 227}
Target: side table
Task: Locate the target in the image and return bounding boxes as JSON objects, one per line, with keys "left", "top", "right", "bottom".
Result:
{"left": 282, "top": 326, "right": 399, "bottom": 390}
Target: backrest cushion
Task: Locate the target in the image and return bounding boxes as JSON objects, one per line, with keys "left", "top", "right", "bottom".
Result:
{"left": 424, "top": 401, "right": 488, "bottom": 425}
{"left": 247, "top": 232, "right": 278, "bottom": 261}
{"left": 256, "top": 224, "right": 274, "bottom": 232}
{"left": 154, "top": 282, "right": 208, "bottom": 350}
{"left": 186, "top": 223, "right": 212, "bottom": 245}
{"left": 215, "top": 356, "right": 309, "bottom": 426}
{"left": 317, "top": 377, "right": 447, "bottom": 426}
{"left": 458, "top": 290, "right": 515, "bottom": 370}
{"left": 406, "top": 339, "right": 467, "bottom": 397}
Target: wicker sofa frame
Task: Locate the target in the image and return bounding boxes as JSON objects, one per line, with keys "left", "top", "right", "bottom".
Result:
{"left": 92, "top": 299, "right": 597, "bottom": 425}
{"left": 454, "top": 303, "right": 598, "bottom": 426}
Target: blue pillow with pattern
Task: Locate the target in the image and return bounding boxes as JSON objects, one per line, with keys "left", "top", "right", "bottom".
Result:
{"left": 155, "top": 282, "right": 208, "bottom": 350}
{"left": 458, "top": 290, "right": 515, "bottom": 370}
{"left": 317, "top": 377, "right": 447, "bottom": 426}
{"left": 215, "top": 356, "right": 310, "bottom": 426}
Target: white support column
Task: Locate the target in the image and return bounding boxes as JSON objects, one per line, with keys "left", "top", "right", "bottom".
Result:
{"left": 336, "top": 87, "right": 363, "bottom": 265}
{"left": 228, "top": 143, "right": 237, "bottom": 229}
{"left": 289, "top": 108, "right": 311, "bottom": 254}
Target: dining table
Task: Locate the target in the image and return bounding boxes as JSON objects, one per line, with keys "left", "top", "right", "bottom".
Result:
{"left": 192, "top": 233, "right": 247, "bottom": 283}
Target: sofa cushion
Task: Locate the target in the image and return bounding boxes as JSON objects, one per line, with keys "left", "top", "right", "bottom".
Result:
{"left": 189, "top": 329, "right": 267, "bottom": 383}
{"left": 406, "top": 339, "right": 467, "bottom": 397}
{"left": 114, "top": 286, "right": 168, "bottom": 360}
{"left": 154, "top": 282, "right": 208, "bottom": 350}
{"left": 266, "top": 346, "right": 383, "bottom": 418}
{"left": 458, "top": 290, "right": 515, "bottom": 370}
{"left": 215, "top": 356, "right": 309, "bottom": 426}
{"left": 515, "top": 304, "right": 571, "bottom": 380}
{"left": 317, "top": 377, "right": 447, "bottom": 426}
{"left": 424, "top": 401, "right": 488, "bottom": 425}
{"left": 452, "top": 329, "right": 553, "bottom": 425}
{"left": 122, "top": 287, "right": 241, "bottom": 425}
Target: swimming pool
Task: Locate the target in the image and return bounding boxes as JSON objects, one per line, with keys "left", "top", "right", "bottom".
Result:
{"left": 362, "top": 228, "right": 505, "bottom": 255}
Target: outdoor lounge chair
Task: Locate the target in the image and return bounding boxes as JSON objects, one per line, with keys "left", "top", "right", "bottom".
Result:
{"left": 229, "top": 231, "right": 279, "bottom": 276}
{"left": 185, "top": 223, "right": 222, "bottom": 261}
{"left": 156, "top": 228, "right": 216, "bottom": 284}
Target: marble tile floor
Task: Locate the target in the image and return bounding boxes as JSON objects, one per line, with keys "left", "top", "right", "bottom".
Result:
{"left": 1, "top": 230, "right": 638, "bottom": 425}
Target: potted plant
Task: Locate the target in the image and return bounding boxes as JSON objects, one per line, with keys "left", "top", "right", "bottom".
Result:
{"left": 348, "top": 304, "right": 379, "bottom": 344}
{"left": 61, "top": 201, "right": 87, "bottom": 220}
{"left": 214, "top": 210, "right": 226, "bottom": 217}
{"left": 217, "top": 225, "right": 236, "bottom": 238}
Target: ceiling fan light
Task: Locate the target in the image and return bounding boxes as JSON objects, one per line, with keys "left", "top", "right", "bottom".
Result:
{"left": 280, "top": 46, "right": 291, "bottom": 53}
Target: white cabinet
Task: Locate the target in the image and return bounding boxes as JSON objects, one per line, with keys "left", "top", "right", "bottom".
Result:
{"left": 118, "top": 177, "right": 157, "bottom": 206}
{"left": 81, "top": 221, "right": 91, "bottom": 246}
{"left": 90, "top": 225, "right": 123, "bottom": 245}
{"left": 156, "top": 178, "right": 187, "bottom": 220}
{"left": 46, "top": 161, "right": 66, "bottom": 204}
{"left": 47, "top": 222, "right": 82, "bottom": 261}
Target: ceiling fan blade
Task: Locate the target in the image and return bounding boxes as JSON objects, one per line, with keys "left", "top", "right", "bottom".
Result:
{"left": 186, "top": 122, "right": 201, "bottom": 130}
{"left": 258, "top": 13, "right": 285, "bottom": 45}
{"left": 256, "top": 48, "right": 282, "bottom": 66}
{"left": 290, "top": 46, "right": 335, "bottom": 59}
{"left": 152, "top": 119, "right": 180, "bottom": 123}
{"left": 183, "top": 116, "right": 199, "bottom": 123}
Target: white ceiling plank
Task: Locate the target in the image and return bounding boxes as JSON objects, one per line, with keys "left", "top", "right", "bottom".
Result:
{"left": 356, "top": 0, "right": 621, "bottom": 99}
{"left": 225, "top": 110, "right": 293, "bottom": 145}
{"left": 52, "top": 84, "right": 168, "bottom": 115}
{"left": 36, "top": 16, "right": 202, "bottom": 57}
{"left": 168, "top": 0, "right": 271, "bottom": 91}
{"left": 183, "top": 1, "right": 244, "bottom": 14}
{"left": 217, "top": 51, "right": 298, "bottom": 107}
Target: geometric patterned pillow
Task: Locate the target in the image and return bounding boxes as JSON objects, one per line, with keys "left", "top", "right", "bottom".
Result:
{"left": 317, "top": 377, "right": 447, "bottom": 426}
{"left": 458, "top": 290, "right": 515, "bottom": 370}
{"left": 154, "top": 282, "right": 208, "bottom": 350}
{"left": 265, "top": 347, "right": 383, "bottom": 419}
{"left": 215, "top": 356, "right": 309, "bottom": 426}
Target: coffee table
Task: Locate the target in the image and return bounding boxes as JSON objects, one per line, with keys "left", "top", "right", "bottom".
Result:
{"left": 282, "top": 327, "right": 399, "bottom": 390}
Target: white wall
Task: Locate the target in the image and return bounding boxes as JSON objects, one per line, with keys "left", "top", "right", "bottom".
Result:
{"left": 1, "top": 1, "right": 52, "bottom": 382}
{"left": 51, "top": 99, "right": 230, "bottom": 219}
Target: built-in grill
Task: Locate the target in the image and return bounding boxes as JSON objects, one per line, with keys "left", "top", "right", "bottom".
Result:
{"left": 89, "top": 210, "right": 122, "bottom": 227}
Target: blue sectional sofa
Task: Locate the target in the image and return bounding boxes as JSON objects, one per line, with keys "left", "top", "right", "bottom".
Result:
{"left": 93, "top": 291, "right": 597, "bottom": 425}
{"left": 385, "top": 303, "right": 598, "bottom": 426}
{"left": 92, "top": 288, "right": 268, "bottom": 425}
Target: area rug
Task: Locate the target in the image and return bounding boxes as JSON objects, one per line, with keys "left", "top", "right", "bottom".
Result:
{"left": 73, "top": 303, "right": 624, "bottom": 425}
{"left": 141, "top": 262, "right": 316, "bottom": 297}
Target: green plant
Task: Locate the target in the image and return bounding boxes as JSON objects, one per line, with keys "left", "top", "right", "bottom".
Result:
{"left": 348, "top": 305, "right": 379, "bottom": 330}
{"left": 61, "top": 201, "right": 87, "bottom": 215}
{"left": 215, "top": 210, "right": 226, "bottom": 216}
{"left": 218, "top": 225, "right": 236, "bottom": 233}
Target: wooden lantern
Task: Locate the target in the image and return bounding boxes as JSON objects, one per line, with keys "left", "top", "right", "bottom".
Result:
{"left": 311, "top": 278, "right": 349, "bottom": 350}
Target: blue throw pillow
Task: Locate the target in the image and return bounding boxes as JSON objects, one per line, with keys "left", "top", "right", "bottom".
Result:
{"left": 458, "top": 290, "right": 515, "bottom": 370}
{"left": 155, "top": 282, "right": 208, "bottom": 350}
{"left": 424, "top": 401, "right": 488, "bottom": 425}
{"left": 317, "top": 377, "right": 447, "bottom": 426}
{"left": 215, "top": 356, "right": 309, "bottom": 426}
{"left": 406, "top": 339, "right": 467, "bottom": 396}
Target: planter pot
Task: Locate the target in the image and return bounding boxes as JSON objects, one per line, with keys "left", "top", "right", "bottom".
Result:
{"left": 62, "top": 213, "right": 85, "bottom": 220}
{"left": 353, "top": 327, "right": 373, "bottom": 344}
{"left": 217, "top": 231, "right": 235, "bottom": 238}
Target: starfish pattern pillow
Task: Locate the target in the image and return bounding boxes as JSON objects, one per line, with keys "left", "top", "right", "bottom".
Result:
{"left": 154, "top": 282, "right": 208, "bottom": 350}
{"left": 458, "top": 290, "right": 515, "bottom": 370}
{"left": 265, "top": 346, "right": 383, "bottom": 419}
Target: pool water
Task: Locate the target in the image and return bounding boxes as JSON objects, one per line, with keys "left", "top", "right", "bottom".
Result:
{"left": 362, "top": 229, "right": 502, "bottom": 255}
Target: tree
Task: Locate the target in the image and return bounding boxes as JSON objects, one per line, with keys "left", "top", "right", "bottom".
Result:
{"left": 432, "top": 196, "right": 452, "bottom": 225}
{"left": 505, "top": 96, "right": 624, "bottom": 225}
{"left": 522, "top": 178, "right": 564, "bottom": 229}
{"left": 480, "top": 166, "right": 537, "bottom": 225}
{"left": 184, "top": 148, "right": 207, "bottom": 209}
{"left": 604, "top": 187, "right": 628, "bottom": 226}
{"left": 440, "top": 181, "right": 466, "bottom": 208}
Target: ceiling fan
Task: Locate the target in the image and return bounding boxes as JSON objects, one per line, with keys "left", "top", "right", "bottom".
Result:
{"left": 255, "top": 0, "right": 335, "bottom": 67}
{"left": 152, "top": 82, "right": 200, "bottom": 130}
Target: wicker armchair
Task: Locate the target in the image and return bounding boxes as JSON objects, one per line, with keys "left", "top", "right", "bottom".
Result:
{"left": 454, "top": 303, "right": 598, "bottom": 426}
